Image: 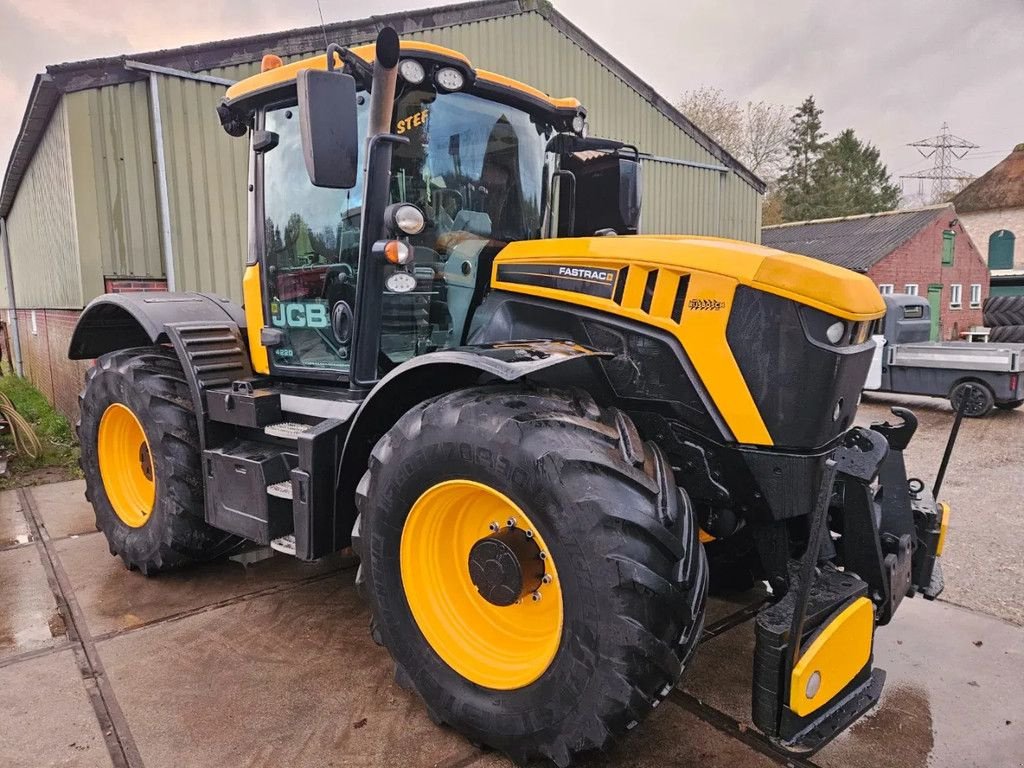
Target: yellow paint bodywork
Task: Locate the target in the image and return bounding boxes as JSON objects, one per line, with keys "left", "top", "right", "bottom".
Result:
{"left": 400, "top": 479, "right": 563, "bottom": 690}
{"left": 97, "top": 403, "right": 155, "bottom": 528}
{"left": 491, "top": 236, "right": 885, "bottom": 446}
{"left": 224, "top": 41, "right": 579, "bottom": 111}
{"left": 243, "top": 263, "right": 269, "bottom": 374}
{"left": 936, "top": 501, "right": 950, "bottom": 556}
{"left": 789, "top": 596, "right": 874, "bottom": 717}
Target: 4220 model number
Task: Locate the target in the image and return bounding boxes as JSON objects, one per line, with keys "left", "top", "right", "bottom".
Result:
{"left": 687, "top": 298, "right": 725, "bottom": 311}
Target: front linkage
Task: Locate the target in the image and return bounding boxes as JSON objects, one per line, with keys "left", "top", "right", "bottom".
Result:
{"left": 753, "top": 407, "right": 952, "bottom": 752}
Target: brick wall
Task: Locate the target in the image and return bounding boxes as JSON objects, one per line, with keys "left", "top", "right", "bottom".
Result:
{"left": 13, "top": 308, "right": 92, "bottom": 422}
{"left": 104, "top": 277, "right": 168, "bottom": 293}
{"left": 958, "top": 207, "right": 1024, "bottom": 269}
{"left": 867, "top": 213, "right": 990, "bottom": 340}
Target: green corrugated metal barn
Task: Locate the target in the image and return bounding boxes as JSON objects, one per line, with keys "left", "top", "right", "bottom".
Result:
{"left": 0, "top": 0, "right": 763, "bottom": 418}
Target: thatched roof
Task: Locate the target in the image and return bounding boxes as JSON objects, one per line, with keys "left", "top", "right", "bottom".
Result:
{"left": 953, "top": 144, "right": 1024, "bottom": 213}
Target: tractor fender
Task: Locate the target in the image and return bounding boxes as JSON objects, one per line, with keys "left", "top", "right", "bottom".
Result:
{"left": 68, "top": 291, "right": 246, "bottom": 359}
{"left": 336, "top": 341, "right": 609, "bottom": 531}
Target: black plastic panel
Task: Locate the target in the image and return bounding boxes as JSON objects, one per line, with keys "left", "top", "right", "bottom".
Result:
{"left": 204, "top": 441, "right": 294, "bottom": 544}
{"left": 726, "top": 287, "right": 875, "bottom": 450}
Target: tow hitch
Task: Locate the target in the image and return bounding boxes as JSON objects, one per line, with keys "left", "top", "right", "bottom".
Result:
{"left": 752, "top": 404, "right": 961, "bottom": 752}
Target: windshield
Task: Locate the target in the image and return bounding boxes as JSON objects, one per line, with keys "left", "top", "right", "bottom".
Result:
{"left": 261, "top": 89, "right": 554, "bottom": 373}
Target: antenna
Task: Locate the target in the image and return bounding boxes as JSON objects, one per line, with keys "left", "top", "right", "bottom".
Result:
{"left": 316, "top": 0, "right": 329, "bottom": 47}
{"left": 900, "top": 122, "right": 978, "bottom": 202}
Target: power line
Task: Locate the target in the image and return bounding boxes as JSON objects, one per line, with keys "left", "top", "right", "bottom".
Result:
{"left": 900, "top": 122, "right": 979, "bottom": 200}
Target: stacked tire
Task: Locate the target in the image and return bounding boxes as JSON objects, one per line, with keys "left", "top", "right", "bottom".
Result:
{"left": 984, "top": 296, "right": 1024, "bottom": 343}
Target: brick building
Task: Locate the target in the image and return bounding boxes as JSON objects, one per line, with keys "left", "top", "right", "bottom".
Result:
{"left": 953, "top": 143, "right": 1024, "bottom": 297}
{"left": 762, "top": 204, "right": 990, "bottom": 341}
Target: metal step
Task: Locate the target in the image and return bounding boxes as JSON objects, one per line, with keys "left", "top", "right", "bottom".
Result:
{"left": 267, "top": 480, "right": 293, "bottom": 500}
{"left": 270, "top": 535, "right": 296, "bottom": 556}
{"left": 264, "top": 422, "right": 313, "bottom": 440}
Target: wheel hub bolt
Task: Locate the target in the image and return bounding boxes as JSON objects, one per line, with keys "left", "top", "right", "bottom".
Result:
{"left": 524, "top": 530, "right": 534, "bottom": 539}
{"left": 506, "top": 518, "right": 516, "bottom": 527}
{"left": 488, "top": 522, "right": 500, "bottom": 532}
{"left": 542, "top": 574, "right": 552, "bottom": 584}
{"left": 539, "top": 551, "right": 547, "bottom": 560}
{"left": 531, "top": 591, "right": 542, "bottom": 602}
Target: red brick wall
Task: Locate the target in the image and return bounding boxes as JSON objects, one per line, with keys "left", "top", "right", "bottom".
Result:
{"left": 104, "top": 277, "right": 167, "bottom": 293}
{"left": 867, "top": 212, "right": 989, "bottom": 340}
{"left": 13, "top": 308, "right": 92, "bottom": 422}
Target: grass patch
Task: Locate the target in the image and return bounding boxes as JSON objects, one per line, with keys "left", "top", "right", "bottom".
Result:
{"left": 0, "top": 371, "right": 80, "bottom": 489}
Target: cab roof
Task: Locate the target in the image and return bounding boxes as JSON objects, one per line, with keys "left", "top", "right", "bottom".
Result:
{"left": 223, "top": 40, "right": 582, "bottom": 117}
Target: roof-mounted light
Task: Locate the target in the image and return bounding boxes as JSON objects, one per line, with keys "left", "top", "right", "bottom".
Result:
{"left": 435, "top": 66, "right": 465, "bottom": 92}
{"left": 399, "top": 59, "right": 426, "bottom": 84}
{"left": 261, "top": 54, "right": 283, "bottom": 72}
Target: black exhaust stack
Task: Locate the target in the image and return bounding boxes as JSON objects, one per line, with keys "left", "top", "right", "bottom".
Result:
{"left": 350, "top": 27, "right": 407, "bottom": 390}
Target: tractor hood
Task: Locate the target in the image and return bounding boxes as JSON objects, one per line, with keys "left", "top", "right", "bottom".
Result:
{"left": 491, "top": 235, "right": 886, "bottom": 323}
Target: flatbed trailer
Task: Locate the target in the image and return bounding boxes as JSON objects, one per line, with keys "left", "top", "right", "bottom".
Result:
{"left": 867, "top": 295, "right": 1024, "bottom": 416}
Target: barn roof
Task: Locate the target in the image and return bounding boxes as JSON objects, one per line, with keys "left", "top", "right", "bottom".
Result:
{"left": 761, "top": 205, "right": 950, "bottom": 272}
{"left": 952, "top": 144, "right": 1024, "bottom": 213}
{"left": 0, "top": 0, "right": 763, "bottom": 220}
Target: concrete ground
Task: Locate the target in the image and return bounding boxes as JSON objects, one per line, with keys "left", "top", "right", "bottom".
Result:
{"left": 856, "top": 394, "right": 1024, "bottom": 626}
{"left": 2, "top": 396, "right": 1023, "bottom": 768}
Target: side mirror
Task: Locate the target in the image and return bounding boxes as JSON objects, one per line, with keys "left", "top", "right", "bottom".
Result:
{"left": 297, "top": 67, "right": 359, "bottom": 188}
{"left": 557, "top": 148, "right": 642, "bottom": 236}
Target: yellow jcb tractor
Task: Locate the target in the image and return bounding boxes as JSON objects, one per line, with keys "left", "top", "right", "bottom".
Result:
{"left": 70, "top": 28, "right": 951, "bottom": 766}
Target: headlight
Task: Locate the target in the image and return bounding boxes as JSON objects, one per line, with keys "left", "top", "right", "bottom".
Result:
{"left": 435, "top": 66, "right": 465, "bottom": 92}
{"left": 387, "top": 203, "right": 426, "bottom": 235}
{"left": 399, "top": 59, "right": 425, "bottom": 84}
{"left": 572, "top": 114, "right": 586, "bottom": 134}
{"left": 825, "top": 321, "right": 846, "bottom": 344}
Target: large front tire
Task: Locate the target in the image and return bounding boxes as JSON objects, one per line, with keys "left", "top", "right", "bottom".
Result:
{"left": 354, "top": 387, "right": 707, "bottom": 766}
{"left": 78, "top": 347, "right": 241, "bottom": 574}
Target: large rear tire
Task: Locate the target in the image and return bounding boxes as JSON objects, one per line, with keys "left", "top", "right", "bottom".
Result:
{"left": 353, "top": 386, "right": 707, "bottom": 766}
{"left": 78, "top": 347, "right": 242, "bottom": 574}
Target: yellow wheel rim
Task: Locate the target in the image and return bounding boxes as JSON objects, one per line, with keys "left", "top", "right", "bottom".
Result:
{"left": 400, "top": 480, "right": 563, "bottom": 690}
{"left": 97, "top": 403, "right": 155, "bottom": 528}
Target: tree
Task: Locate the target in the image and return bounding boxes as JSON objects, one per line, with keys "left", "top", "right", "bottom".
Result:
{"left": 778, "top": 96, "right": 827, "bottom": 221}
{"left": 811, "top": 129, "right": 901, "bottom": 217}
{"left": 777, "top": 97, "right": 900, "bottom": 221}
{"left": 677, "top": 87, "right": 789, "bottom": 182}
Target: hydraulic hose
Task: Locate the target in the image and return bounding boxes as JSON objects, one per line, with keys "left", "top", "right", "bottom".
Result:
{"left": 0, "top": 390, "right": 42, "bottom": 460}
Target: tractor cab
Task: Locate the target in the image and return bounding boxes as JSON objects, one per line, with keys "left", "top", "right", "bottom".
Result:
{"left": 217, "top": 38, "right": 640, "bottom": 386}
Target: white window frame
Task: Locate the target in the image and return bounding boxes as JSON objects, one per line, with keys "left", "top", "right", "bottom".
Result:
{"left": 30, "top": 310, "right": 38, "bottom": 335}
{"left": 878, "top": 283, "right": 894, "bottom": 295}
{"left": 969, "top": 283, "right": 982, "bottom": 308}
{"left": 949, "top": 284, "right": 963, "bottom": 309}
{"left": 904, "top": 283, "right": 919, "bottom": 296}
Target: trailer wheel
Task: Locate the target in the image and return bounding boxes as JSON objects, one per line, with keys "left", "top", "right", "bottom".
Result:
{"left": 949, "top": 381, "right": 995, "bottom": 418}
{"left": 354, "top": 386, "right": 707, "bottom": 766}
{"left": 995, "top": 399, "right": 1023, "bottom": 411}
{"left": 78, "top": 347, "right": 242, "bottom": 574}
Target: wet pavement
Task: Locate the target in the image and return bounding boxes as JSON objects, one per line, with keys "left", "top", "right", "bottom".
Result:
{"left": 1, "top": 476, "right": 1022, "bottom": 768}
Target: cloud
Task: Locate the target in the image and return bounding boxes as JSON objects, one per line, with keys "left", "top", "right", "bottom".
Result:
{"left": 2, "top": 0, "right": 1022, "bottom": 203}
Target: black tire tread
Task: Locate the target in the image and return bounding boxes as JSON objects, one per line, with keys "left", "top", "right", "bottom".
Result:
{"left": 353, "top": 385, "right": 707, "bottom": 766}
{"left": 78, "top": 347, "right": 242, "bottom": 573}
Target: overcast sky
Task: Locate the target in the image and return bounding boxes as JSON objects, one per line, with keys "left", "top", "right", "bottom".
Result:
{"left": 1, "top": 0, "right": 1021, "bottom": 203}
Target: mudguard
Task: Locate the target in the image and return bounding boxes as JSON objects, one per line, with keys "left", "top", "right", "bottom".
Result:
{"left": 335, "top": 340, "right": 609, "bottom": 538}
{"left": 67, "top": 291, "right": 246, "bottom": 359}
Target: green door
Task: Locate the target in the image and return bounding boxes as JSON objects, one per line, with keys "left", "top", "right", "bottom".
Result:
{"left": 927, "top": 284, "right": 942, "bottom": 340}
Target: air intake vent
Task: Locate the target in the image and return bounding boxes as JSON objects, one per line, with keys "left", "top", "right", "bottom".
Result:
{"left": 640, "top": 269, "right": 659, "bottom": 313}
{"left": 671, "top": 274, "right": 691, "bottom": 323}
